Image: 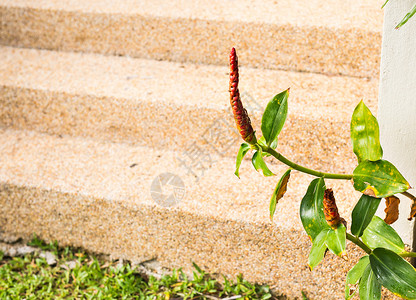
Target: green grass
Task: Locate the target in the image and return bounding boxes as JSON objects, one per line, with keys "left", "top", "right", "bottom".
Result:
{"left": 0, "top": 237, "right": 278, "bottom": 300}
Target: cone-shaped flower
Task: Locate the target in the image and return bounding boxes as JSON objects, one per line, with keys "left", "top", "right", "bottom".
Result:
{"left": 323, "top": 189, "right": 344, "bottom": 229}
{"left": 229, "top": 48, "right": 257, "bottom": 145}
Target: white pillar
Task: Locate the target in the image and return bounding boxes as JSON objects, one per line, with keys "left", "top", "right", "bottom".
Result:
{"left": 378, "top": 0, "right": 416, "bottom": 248}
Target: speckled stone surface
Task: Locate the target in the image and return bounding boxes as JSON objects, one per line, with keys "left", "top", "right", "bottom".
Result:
{"left": 0, "top": 128, "right": 383, "bottom": 299}
{"left": 0, "top": 128, "right": 402, "bottom": 299}
{"left": 0, "top": 1, "right": 394, "bottom": 298}
{"left": 0, "top": 46, "right": 379, "bottom": 174}
{"left": 0, "top": 0, "right": 382, "bottom": 77}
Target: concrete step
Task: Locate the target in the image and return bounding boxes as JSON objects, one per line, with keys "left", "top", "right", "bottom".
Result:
{"left": 0, "top": 46, "right": 379, "bottom": 174}
{"left": 0, "top": 127, "right": 367, "bottom": 299}
{"left": 0, "top": 0, "right": 382, "bottom": 78}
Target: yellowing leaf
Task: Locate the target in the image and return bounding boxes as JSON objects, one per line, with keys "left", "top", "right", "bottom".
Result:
{"left": 350, "top": 101, "right": 383, "bottom": 163}
{"left": 353, "top": 160, "right": 410, "bottom": 198}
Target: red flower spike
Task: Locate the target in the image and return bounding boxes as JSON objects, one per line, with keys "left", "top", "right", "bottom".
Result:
{"left": 229, "top": 48, "right": 257, "bottom": 145}
{"left": 323, "top": 189, "right": 344, "bottom": 229}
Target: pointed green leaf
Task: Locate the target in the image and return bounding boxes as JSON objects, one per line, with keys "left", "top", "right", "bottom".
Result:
{"left": 353, "top": 159, "right": 410, "bottom": 198}
{"left": 351, "top": 195, "right": 381, "bottom": 237}
{"left": 359, "top": 264, "right": 382, "bottom": 300}
{"left": 300, "top": 178, "right": 330, "bottom": 240}
{"left": 396, "top": 3, "right": 416, "bottom": 28}
{"left": 370, "top": 248, "right": 416, "bottom": 299}
{"left": 261, "top": 89, "right": 289, "bottom": 147}
{"left": 382, "top": 0, "right": 389, "bottom": 8}
{"left": 252, "top": 150, "right": 274, "bottom": 177}
{"left": 308, "top": 229, "right": 329, "bottom": 270}
{"left": 270, "top": 169, "right": 291, "bottom": 221}
{"left": 235, "top": 143, "right": 251, "bottom": 178}
{"left": 362, "top": 216, "right": 405, "bottom": 253}
{"left": 350, "top": 100, "right": 383, "bottom": 163}
{"left": 345, "top": 256, "right": 370, "bottom": 300}
{"left": 325, "top": 224, "right": 346, "bottom": 257}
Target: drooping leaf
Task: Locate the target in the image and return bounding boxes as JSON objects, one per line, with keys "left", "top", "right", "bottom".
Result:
{"left": 384, "top": 196, "right": 400, "bottom": 225}
{"left": 396, "top": 3, "right": 416, "bottom": 29}
{"left": 362, "top": 216, "right": 405, "bottom": 253}
{"left": 359, "top": 264, "right": 382, "bottom": 300}
{"left": 351, "top": 195, "right": 381, "bottom": 237}
{"left": 345, "top": 256, "right": 370, "bottom": 300}
{"left": 270, "top": 169, "right": 291, "bottom": 221}
{"left": 325, "top": 224, "right": 346, "bottom": 258}
{"left": 370, "top": 248, "right": 416, "bottom": 299}
{"left": 353, "top": 159, "right": 410, "bottom": 198}
{"left": 261, "top": 89, "right": 289, "bottom": 147}
{"left": 252, "top": 150, "right": 274, "bottom": 177}
{"left": 235, "top": 143, "right": 251, "bottom": 178}
{"left": 350, "top": 100, "right": 383, "bottom": 163}
{"left": 308, "top": 229, "right": 330, "bottom": 270}
{"left": 300, "top": 178, "right": 331, "bottom": 240}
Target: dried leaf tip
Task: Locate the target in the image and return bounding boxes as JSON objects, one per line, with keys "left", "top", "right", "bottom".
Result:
{"left": 323, "top": 189, "right": 344, "bottom": 229}
{"left": 229, "top": 48, "right": 257, "bottom": 145}
{"left": 409, "top": 199, "right": 416, "bottom": 221}
{"left": 384, "top": 196, "right": 400, "bottom": 224}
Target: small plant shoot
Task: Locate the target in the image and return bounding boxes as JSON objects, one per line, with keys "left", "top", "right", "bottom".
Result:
{"left": 228, "top": 48, "right": 416, "bottom": 300}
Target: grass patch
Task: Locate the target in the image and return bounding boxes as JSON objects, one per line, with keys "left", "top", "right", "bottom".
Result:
{"left": 0, "top": 237, "right": 279, "bottom": 299}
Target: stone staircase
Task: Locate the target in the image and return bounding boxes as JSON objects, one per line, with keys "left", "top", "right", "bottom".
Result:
{"left": 0, "top": 1, "right": 388, "bottom": 298}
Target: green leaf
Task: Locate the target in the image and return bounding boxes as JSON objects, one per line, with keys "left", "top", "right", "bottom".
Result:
{"left": 252, "top": 150, "right": 274, "bottom": 177}
{"left": 300, "top": 178, "right": 330, "bottom": 240}
{"left": 396, "top": 3, "right": 416, "bottom": 29}
{"left": 351, "top": 195, "right": 381, "bottom": 237}
{"left": 308, "top": 229, "right": 329, "bottom": 270}
{"left": 370, "top": 248, "right": 416, "bottom": 299}
{"left": 353, "top": 159, "right": 410, "bottom": 198}
{"left": 261, "top": 89, "right": 289, "bottom": 147}
{"left": 258, "top": 136, "right": 278, "bottom": 150}
{"left": 325, "top": 224, "right": 346, "bottom": 258}
{"left": 359, "top": 264, "right": 382, "bottom": 300}
{"left": 381, "top": 0, "right": 389, "bottom": 8}
{"left": 350, "top": 101, "right": 383, "bottom": 163}
{"left": 192, "top": 262, "right": 203, "bottom": 274}
{"left": 235, "top": 143, "right": 251, "bottom": 178}
{"left": 345, "top": 256, "right": 370, "bottom": 300}
{"left": 362, "top": 216, "right": 405, "bottom": 253}
{"left": 257, "top": 136, "right": 277, "bottom": 158}
{"left": 270, "top": 169, "right": 291, "bottom": 221}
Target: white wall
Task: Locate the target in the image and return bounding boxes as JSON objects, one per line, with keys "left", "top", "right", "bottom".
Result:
{"left": 378, "top": 0, "right": 416, "bottom": 247}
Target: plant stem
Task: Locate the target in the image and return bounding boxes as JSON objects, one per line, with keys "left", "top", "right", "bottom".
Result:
{"left": 402, "top": 191, "right": 416, "bottom": 201}
{"left": 346, "top": 233, "right": 372, "bottom": 254}
{"left": 400, "top": 252, "right": 416, "bottom": 258}
{"left": 263, "top": 147, "right": 353, "bottom": 180}
{"left": 346, "top": 233, "right": 416, "bottom": 258}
